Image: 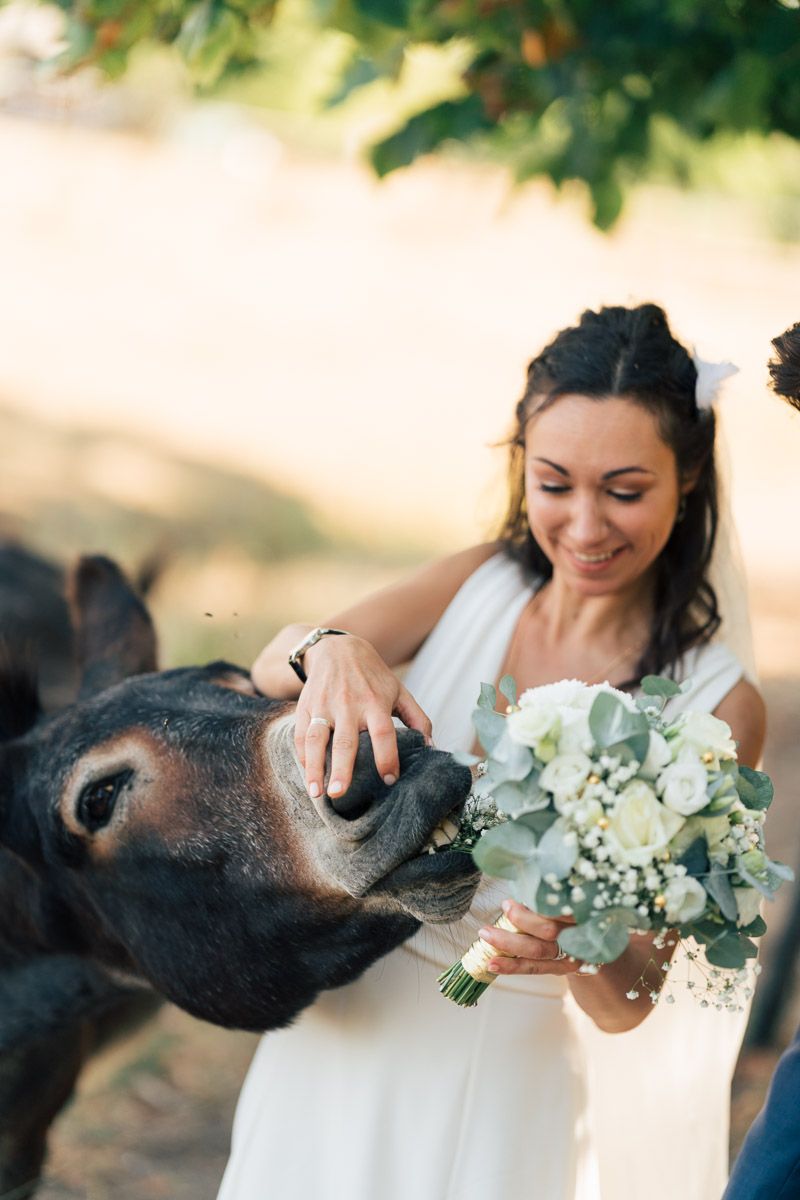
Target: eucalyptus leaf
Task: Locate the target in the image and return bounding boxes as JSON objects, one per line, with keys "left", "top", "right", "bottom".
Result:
{"left": 677, "top": 836, "right": 710, "bottom": 879}
{"left": 737, "top": 766, "right": 774, "bottom": 811}
{"left": 490, "top": 779, "right": 547, "bottom": 815}
{"left": 589, "top": 693, "right": 650, "bottom": 761}
{"left": 472, "top": 707, "right": 506, "bottom": 754}
{"left": 641, "top": 675, "right": 682, "bottom": 698}
{"left": 558, "top": 914, "right": 631, "bottom": 964}
{"left": 704, "top": 931, "right": 748, "bottom": 969}
{"left": 704, "top": 864, "right": 738, "bottom": 923}
{"left": 451, "top": 750, "right": 481, "bottom": 767}
{"left": 498, "top": 674, "right": 518, "bottom": 706}
{"left": 472, "top": 821, "right": 537, "bottom": 879}
{"left": 740, "top": 915, "right": 767, "bottom": 937}
{"left": 537, "top": 819, "right": 579, "bottom": 881}
{"left": 491, "top": 730, "right": 535, "bottom": 781}
{"left": 515, "top": 809, "right": 559, "bottom": 837}
{"left": 536, "top": 879, "right": 565, "bottom": 917}
{"left": 477, "top": 682, "right": 497, "bottom": 712}
{"left": 511, "top": 859, "right": 543, "bottom": 909}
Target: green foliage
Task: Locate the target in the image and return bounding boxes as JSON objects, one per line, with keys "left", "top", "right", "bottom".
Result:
{"left": 30, "top": 0, "right": 800, "bottom": 226}
{"left": 736, "top": 764, "right": 775, "bottom": 811}
{"left": 558, "top": 910, "right": 635, "bottom": 964}
{"left": 588, "top": 691, "right": 650, "bottom": 763}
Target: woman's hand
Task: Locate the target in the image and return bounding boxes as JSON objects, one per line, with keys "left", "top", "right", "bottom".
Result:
{"left": 284, "top": 634, "right": 432, "bottom": 800}
{"left": 480, "top": 900, "right": 582, "bottom": 977}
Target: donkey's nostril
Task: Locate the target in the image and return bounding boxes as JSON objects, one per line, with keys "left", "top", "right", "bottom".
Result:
{"left": 328, "top": 783, "right": 376, "bottom": 820}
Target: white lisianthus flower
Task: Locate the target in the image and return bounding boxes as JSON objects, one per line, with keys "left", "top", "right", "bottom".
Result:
{"left": 606, "top": 780, "right": 686, "bottom": 867}
{"left": 518, "top": 681, "right": 637, "bottom": 757}
{"left": 539, "top": 752, "right": 593, "bottom": 802}
{"left": 657, "top": 748, "right": 710, "bottom": 816}
{"left": 734, "top": 887, "right": 762, "bottom": 928}
{"left": 663, "top": 876, "right": 708, "bottom": 924}
{"left": 506, "top": 702, "right": 560, "bottom": 748}
{"left": 673, "top": 711, "right": 737, "bottom": 761}
{"left": 640, "top": 730, "right": 673, "bottom": 781}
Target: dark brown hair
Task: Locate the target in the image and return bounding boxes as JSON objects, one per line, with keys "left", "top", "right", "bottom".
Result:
{"left": 769, "top": 322, "right": 800, "bottom": 411}
{"left": 498, "top": 303, "right": 720, "bottom": 681}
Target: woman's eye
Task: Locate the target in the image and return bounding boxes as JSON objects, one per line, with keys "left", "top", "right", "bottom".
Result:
{"left": 609, "top": 491, "right": 642, "bottom": 503}
{"left": 77, "top": 770, "right": 132, "bottom": 832}
{"left": 539, "top": 484, "right": 570, "bottom": 495}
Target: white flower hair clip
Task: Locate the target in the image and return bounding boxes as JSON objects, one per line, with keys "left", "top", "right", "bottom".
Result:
{"left": 692, "top": 348, "right": 739, "bottom": 411}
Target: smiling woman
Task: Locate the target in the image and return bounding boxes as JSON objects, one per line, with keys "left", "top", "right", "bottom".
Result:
{"left": 235, "top": 303, "right": 766, "bottom": 1200}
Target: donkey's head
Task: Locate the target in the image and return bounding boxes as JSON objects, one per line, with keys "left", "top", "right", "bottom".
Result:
{"left": 0, "top": 558, "right": 477, "bottom": 1031}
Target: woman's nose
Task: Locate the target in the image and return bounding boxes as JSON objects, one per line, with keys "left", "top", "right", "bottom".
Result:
{"left": 568, "top": 495, "right": 607, "bottom": 545}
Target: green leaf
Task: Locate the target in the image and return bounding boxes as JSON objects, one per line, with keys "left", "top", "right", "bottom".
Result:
{"left": 352, "top": 0, "right": 410, "bottom": 30}
{"left": 511, "top": 860, "right": 543, "bottom": 909}
{"left": 704, "top": 931, "right": 749, "bottom": 970}
{"left": 537, "top": 819, "right": 579, "bottom": 880}
{"left": 489, "top": 779, "right": 547, "bottom": 816}
{"left": 740, "top": 915, "right": 767, "bottom": 938}
{"left": 536, "top": 878, "right": 566, "bottom": 917}
{"left": 558, "top": 913, "right": 632, "bottom": 964}
{"left": 498, "top": 674, "right": 518, "bottom": 706}
{"left": 472, "top": 821, "right": 537, "bottom": 879}
{"left": 472, "top": 706, "right": 505, "bottom": 754}
{"left": 451, "top": 750, "right": 481, "bottom": 767}
{"left": 737, "top": 766, "right": 774, "bottom": 811}
{"left": 589, "top": 693, "right": 650, "bottom": 763}
{"left": 477, "top": 682, "right": 497, "bottom": 711}
{"left": 641, "top": 675, "right": 682, "bottom": 698}
{"left": 515, "top": 809, "right": 558, "bottom": 837}
{"left": 704, "top": 864, "right": 738, "bottom": 923}
{"left": 370, "top": 96, "right": 492, "bottom": 177}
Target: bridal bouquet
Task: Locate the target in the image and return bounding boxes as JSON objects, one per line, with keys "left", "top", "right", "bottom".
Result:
{"left": 436, "top": 675, "right": 789, "bottom": 1009}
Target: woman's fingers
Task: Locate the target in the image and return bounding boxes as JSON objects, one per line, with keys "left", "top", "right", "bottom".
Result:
{"left": 366, "top": 711, "right": 400, "bottom": 786}
{"left": 394, "top": 687, "right": 433, "bottom": 745}
{"left": 327, "top": 720, "right": 360, "bottom": 799}
{"left": 479, "top": 925, "right": 561, "bottom": 963}
{"left": 477, "top": 900, "right": 582, "bottom": 975}
{"left": 302, "top": 714, "right": 333, "bottom": 799}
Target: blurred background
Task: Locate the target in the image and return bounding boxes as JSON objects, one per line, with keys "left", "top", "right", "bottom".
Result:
{"left": 1, "top": 1, "right": 799, "bottom": 1194}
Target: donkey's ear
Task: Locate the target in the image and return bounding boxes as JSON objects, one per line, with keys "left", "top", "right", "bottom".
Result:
{"left": 0, "top": 645, "right": 41, "bottom": 741}
{"left": 68, "top": 557, "right": 157, "bottom": 699}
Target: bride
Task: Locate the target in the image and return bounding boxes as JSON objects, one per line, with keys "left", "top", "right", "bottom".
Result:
{"left": 219, "top": 303, "right": 765, "bottom": 1200}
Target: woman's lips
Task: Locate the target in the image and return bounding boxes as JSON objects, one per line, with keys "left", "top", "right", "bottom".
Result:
{"left": 564, "top": 545, "right": 627, "bottom": 573}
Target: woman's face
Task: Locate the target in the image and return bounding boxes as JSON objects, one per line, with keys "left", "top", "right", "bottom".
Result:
{"left": 524, "top": 394, "right": 687, "bottom": 597}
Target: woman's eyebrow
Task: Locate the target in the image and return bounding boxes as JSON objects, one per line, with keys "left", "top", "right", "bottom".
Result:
{"left": 533, "top": 458, "right": 655, "bottom": 480}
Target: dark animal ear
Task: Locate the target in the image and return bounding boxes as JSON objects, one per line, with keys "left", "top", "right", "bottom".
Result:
{"left": 68, "top": 557, "right": 158, "bottom": 699}
{"left": 0, "top": 646, "right": 41, "bottom": 742}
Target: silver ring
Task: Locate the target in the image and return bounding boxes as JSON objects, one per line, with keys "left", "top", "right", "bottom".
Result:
{"left": 308, "top": 716, "right": 332, "bottom": 730}
{"left": 554, "top": 947, "right": 568, "bottom": 961}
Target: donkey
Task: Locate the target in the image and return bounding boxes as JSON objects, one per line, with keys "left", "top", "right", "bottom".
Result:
{"left": 0, "top": 549, "right": 477, "bottom": 1196}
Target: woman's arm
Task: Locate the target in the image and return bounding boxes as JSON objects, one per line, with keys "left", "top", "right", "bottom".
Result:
{"left": 251, "top": 543, "right": 498, "bottom": 798}
{"left": 714, "top": 678, "right": 766, "bottom": 769}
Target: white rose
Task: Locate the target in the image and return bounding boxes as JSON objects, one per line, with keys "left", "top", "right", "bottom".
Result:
{"left": 519, "top": 679, "right": 587, "bottom": 709}
{"left": 507, "top": 702, "right": 560, "bottom": 748}
{"left": 663, "top": 876, "right": 708, "bottom": 924}
{"left": 674, "top": 711, "right": 737, "bottom": 760}
{"left": 734, "top": 887, "right": 762, "bottom": 928}
{"left": 657, "top": 749, "right": 711, "bottom": 816}
{"left": 556, "top": 708, "right": 593, "bottom": 755}
{"left": 606, "top": 780, "right": 686, "bottom": 867}
{"left": 539, "top": 752, "right": 593, "bottom": 800}
{"left": 640, "top": 731, "right": 672, "bottom": 781}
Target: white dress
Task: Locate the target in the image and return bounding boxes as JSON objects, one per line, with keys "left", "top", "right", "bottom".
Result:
{"left": 218, "top": 554, "right": 750, "bottom": 1200}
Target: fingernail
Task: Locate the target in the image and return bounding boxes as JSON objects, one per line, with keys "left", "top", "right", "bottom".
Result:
{"left": 425, "top": 736, "right": 434, "bottom": 747}
{"left": 501, "top": 899, "right": 512, "bottom": 914}
{"left": 328, "top": 780, "right": 343, "bottom": 796}
{"left": 383, "top": 774, "right": 397, "bottom": 787}
{"left": 488, "top": 960, "right": 501, "bottom": 974}
{"left": 479, "top": 928, "right": 494, "bottom": 942}
{"left": 309, "top": 782, "right": 320, "bottom": 799}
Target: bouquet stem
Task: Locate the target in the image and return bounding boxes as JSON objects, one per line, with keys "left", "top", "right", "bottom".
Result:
{"left": 437, "top": 913, "right": 520, "bottom": 1007}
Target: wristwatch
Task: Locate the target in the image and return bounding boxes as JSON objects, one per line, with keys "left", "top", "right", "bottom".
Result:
{"left": 288, "top": 627, "right": 348, "bottom": 684}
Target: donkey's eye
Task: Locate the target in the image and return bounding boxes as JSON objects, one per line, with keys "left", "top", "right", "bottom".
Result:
{"left": 77, "top": 770, "right": 133, "bottom": 832}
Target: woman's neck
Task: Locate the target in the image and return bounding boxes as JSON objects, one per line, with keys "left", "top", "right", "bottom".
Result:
{"left": 538, "top": 569, "right": 655, "bottom": 649}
